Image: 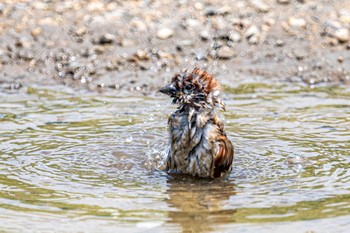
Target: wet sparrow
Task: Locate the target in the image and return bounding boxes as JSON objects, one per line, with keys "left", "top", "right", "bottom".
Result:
{"left": 159, "top": 68, "right": 234, "bottom": 178}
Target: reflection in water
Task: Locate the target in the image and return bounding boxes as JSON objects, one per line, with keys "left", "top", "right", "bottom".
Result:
{"left": 166, "top": 175, "right": 237, "bottom": 232}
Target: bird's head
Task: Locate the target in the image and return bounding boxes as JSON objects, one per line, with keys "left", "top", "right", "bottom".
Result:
{"left": 159, "top": 68, "right": 226, "bottom": 110}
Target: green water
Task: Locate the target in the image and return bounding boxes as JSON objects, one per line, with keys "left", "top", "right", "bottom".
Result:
{"left": 0, "top": 82, "right": 349, "bottom": 232}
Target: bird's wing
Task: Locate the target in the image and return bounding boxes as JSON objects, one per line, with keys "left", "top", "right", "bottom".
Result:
{"left": 210, "top": 114, "right": 234, "bottom": 178}
{"left": 212, "top": 135, "right": 234, "bottom": 178}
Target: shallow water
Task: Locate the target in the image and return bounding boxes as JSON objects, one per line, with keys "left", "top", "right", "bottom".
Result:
{"left": 0, "top": 81, "right": 350, "bottom": 232}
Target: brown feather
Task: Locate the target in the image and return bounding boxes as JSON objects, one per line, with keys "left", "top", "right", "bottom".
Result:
{"left": 212, "top": 135, "right": 234, "bottom": 178}
{"left": 160, "top": 68, "right": 234, "bottom": 178}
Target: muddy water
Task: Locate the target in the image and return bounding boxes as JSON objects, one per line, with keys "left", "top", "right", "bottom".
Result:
{"left": 0, "top": 81, "right": 349, "bottom": 232}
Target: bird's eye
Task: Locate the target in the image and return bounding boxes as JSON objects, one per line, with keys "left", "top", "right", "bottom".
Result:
{"left": 185, "top": 84, "right": 193, "bottom": 90}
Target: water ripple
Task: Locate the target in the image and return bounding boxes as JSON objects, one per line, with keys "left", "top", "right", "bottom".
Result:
{"left": 0, "top": 84, "right": 349, "bottom": 231}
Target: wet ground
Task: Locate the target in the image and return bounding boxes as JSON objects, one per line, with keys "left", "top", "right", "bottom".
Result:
{"left": 0, "top": 0, "right": 350, "bottom": 93}
{"left": 1, "top": 0, "right": 350, "bottom": 232}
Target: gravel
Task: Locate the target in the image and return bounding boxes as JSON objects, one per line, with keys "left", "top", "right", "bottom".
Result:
{"left": 0, "top": 0, "right": 349, "bottom": 93}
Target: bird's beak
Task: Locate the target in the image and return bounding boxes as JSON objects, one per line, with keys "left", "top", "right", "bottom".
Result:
{"left": 159, "top": 84, "right": 177, "bottom": 96}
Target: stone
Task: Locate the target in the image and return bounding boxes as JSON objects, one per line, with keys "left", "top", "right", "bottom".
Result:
{"left": 326, "top": 37, "right": 338, "bottom": 46}
{"left": 245, "top": 25, "right": 260, "bottom": 44}
{"left": 204, "top": 7, "right": 217, "bottom": 16}
{"left": 205, "top": 7, "right": 233, "bottom": 16}
{"left": 337, "top": 56, "right": 344, "bottom": 63}
{"left": 229, "top": 31, "right": 241, "bottom": 42}
{"left": 98, "top": 33, "right": 115, "bottom": 44}
{"left": 156, "top": 28, "right": 174, "bottom": 39}
{"left": 277, "top": 0, "right": 290, "bottom": 4}
{"left": 245, "top": 25, "right": 259, "bottom": 38}
{"left": 33, "top": 2, "right": 48, "bottom": 10}
{"left": 217, "top": 6, "right": 232, "bottom": 15}
{"left": 134, "top": 50, "right": 150, "bottom": 60}
{"left": 193, "top": 49, "right": 207, "bottom": 60}
{"left": 185, "top": 19, "right": 201, "bottom": 28}
{"left": 0, "top": 3, "right": 5, "bottom": 15}
{"left": 339, "top": 10, "right": 350, "bottom": 24}
{"left": 93, "top": 45, "right": 106, "bottom": 54}
{"left": 87, "top": 1, "right": 105, "bottom": 11}
{"left": 31, "top": 27, "right": 42, "bottom": 37}
{"left": 217, "top": 46, "right": 236, "bottom": 59}
{"left": 120, "top": 39, "right": 136, "bottom": 47}
{"left": 248, "top": 35, "right": 260, "bottom": 45}
{"left": 130, "top": 19, "right": 147, "bottom": 31}
{"left": 293, "top": 48, "right": 308, "bottom": 60}
{"left": 75, "top": 26, "right": 87, "bottom": 36}
{"left": 334, "top": 28, "right": 350, "bottom": 42}
{"left": 250, "top": 0, "right": 270, "bottom": 13}
{"left": 15, "top": 38, "right": 32, "bottom": 49}
{"left": 200, "top": 30, "right": 211, "bottom": 41}
{"left": 288, "top": 17, "right": 307, "bottom": 28}
{"left": 275, "top": 39, "right": 284, "bottom": 47}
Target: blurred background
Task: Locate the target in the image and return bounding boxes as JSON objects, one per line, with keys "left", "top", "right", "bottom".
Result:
{"left": 0, "top": 0, "right": 349, "bottom": 92}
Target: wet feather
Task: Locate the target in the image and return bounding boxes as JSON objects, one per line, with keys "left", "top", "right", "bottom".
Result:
{"left": 160, "top": 68, "right": 234, "bottom": 178}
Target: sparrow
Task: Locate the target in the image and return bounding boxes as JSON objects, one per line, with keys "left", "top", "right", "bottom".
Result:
{"left": 159, "top": 68, "right": 234, "bottom": 178}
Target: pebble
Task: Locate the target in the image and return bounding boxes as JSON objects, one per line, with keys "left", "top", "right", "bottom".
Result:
{"left": 217, "top": 46, "right": 236, "bottom": 59}
{"left": 120, "top": 39, "right": 136, "bottom": 47}
{"left": 157, "top": 51, "right": 173, "bottom": 59}
{"left": 134, "top": 50, "right": 150, "bottom": 61}
{"left": 293, "top": 48, "right": 308, "bottom": 60}
{"left": 217, "top": 6, "right": 232, "bottom": 15}
{"left": 245, "top": 25, "right": 260, "bottom": 44}
{"left": 138, "top": 61, "right": 150, "bottom": 70}
{"left": 0, "top": 3, "right": 5, "bottom": 15}
{"left": 200, "top": 30, "right": 211, "bottom": 41}
{"left": 229, "top": 31, "right": 242, "bottom": 42}
{"left": 334, "top": 28, "right": 350, "bottom": 42}
{"left": 97, "top": 33, "right": 115, "bottom": 44}
{"left": 275, "top": 39, "right": 284, "bottom": 47}
{"left": 337, "top": 56, "right": 344, "bottom": 63}
{"left": 204, "top": 7, "right": 217, "bottom": 16}
{"left": 277, "top": 0, "right": 290, "bottom": 4}
{"left": 248, "top": 35, "right": 260, "bottom": 45}
{"left": 15, "top": 38, "right": 32, "bottom": 48}
{"left": 211, "top": 17, "right": 227, "bottom": 30}
{"left": 250, "top": 0, "right": 270, "bottom": 13}
{"left": 245, "top": 25, "right": 260, "bottom": 39}
{"left": 156, "top": 27, "right": 174, "bottom": 39}
{"left": 339, "top": 10, "right": 350, "bottom": 24}
{"left": 32, "top": 2, "right": 48, "bottom": 10}
{"left": 93, "top": 45, "right": 106, "bottom": 54}
{"left": 87, "top": 1, "right": 105, "bottom": 11}
{"left": 17, "top": 50, "right": 35, "bottom": 61}
{"left": 31, "top": 27, "right": 42, "bottom": 37}
{"left": 185, "top": 19, "right": 201, "bottom": 28}
{"left": 75, "top": 26, "right": 87, "bottom": 36}
{"left": 288, "top": 17, "right": 307, "bottom": 28}
{"left": 130, "top": 19, "right": 147, "bottom": 31}
{"left": 193, "top": 49, "right": 207, "bottom": 60}
{"left": 204, "top": 6, "right": 232, "bottom": 17}
{"left": 326, "top": 37, "right": 338, "bottom": 46}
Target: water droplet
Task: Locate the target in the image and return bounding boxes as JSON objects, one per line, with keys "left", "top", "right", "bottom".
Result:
{"left": 125, "top": 136, "right": 133, "bottom": 143}
{"left": 149, "top": 114, "right": 155, "bottom": 121}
